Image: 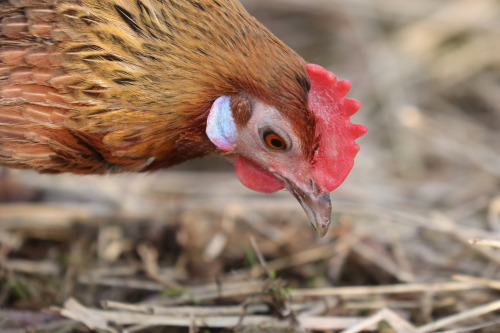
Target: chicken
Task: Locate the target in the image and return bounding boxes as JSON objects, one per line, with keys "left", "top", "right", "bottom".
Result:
{"left": 0, "top": 0, "right": 366, "bottom": 236}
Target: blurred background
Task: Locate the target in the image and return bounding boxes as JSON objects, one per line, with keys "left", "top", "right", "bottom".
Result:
{"left": 1, "top": 0, "right": 499, "bottom": 331}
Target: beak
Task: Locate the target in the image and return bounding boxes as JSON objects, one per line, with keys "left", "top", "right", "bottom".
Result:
{"left": 284, "top": 179, "right": 332, "bottom": 237}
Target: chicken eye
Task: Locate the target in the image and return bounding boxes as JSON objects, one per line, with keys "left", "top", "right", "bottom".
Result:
{"left": 264, "top": 132, "right": 287, "bottom": 150}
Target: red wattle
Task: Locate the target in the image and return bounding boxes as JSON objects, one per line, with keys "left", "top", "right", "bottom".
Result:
{"left": 235, "top": 156, "right": 285, "bottom": 193}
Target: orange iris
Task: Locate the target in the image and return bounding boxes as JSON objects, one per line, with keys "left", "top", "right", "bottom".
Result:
{"left": 264, "top": 133, "right": 286, "bottom": 150}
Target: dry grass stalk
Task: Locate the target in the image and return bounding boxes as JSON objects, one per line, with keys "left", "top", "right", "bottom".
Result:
{"left": 137, "top": 243, "right": 185, "bottom": 291}
{"left": 59, "top": 298, "right": 365, "bottom": 331}
{"left": 339, "top": 308, "right": 418, "bottom": 333}
{"left": 417, "top": 300, "right": 500, "bottom": 333}
{"left": 290, "top": 281, "right": 486, "bottom": 298}
{"left": 0, "top": 259, "right": 60, "bottom": 276}
{"left": 469, "top": 239, "right": 500, "bottom": 248}
{"left": 452, "top": 274, "right": 500, "bottom": 290}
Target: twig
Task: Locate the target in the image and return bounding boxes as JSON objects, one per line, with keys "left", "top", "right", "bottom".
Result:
{"left": 290, "top": 281, "right": 485, "bottom": 298}
{"left": 102, "top": 300, "right": 269, "bottom": 316}
{"left": 345, "top": 297, "right": 456, "bottom": 311}
{"left": 137, "top": 243, "right": 185, "bottom": 291}
{"left": 438, "top": 319, "right": 500, "bottom": 333}
{"left": 157, "top": 280, "right": 266, "bottom": 306}
{"left": 249, "top": 236, "right": 271, "bottom": 278}
{"left": 340, "top": 308, "right": 417, "bottom": 333}
{"left": 58, "top": 298, "right": 111, "bottom": 331}
{"left": 60, "top": 298, "right": 365, "bottom": 331}
{"left": 452, "top": 274, "right": 500, "bottom": 290}
{"left": 1, "top": 319, "right": 79, "bottom": 333}
{"left": 468, "top": 238, "right": 500, "bottom": 248}
{"left": 417, "top": 299, "right": 500, "bottom": 333}
{"left": 202, "top": 232, "right": 228, "bottom": 261}
{"left": 79, "top": 276, "right": 167, "bottom": 291}
{"left": 0, "top": 259, "right": 60, "bottom": 276}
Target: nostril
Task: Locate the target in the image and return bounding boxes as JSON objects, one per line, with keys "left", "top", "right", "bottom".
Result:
{"left": 310, "top": 179, "right": 322, "bottom": 196}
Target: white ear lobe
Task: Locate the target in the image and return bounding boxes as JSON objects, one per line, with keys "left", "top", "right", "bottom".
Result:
{"left": 206, "top": 96, "right": 238, "bottom": 151}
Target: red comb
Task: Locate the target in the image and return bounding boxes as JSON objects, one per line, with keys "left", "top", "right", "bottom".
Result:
{"left": 307, "top": 64, "right": 367, "bottom": 193}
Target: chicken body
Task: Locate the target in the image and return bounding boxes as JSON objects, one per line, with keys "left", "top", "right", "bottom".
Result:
{"left": 0, "top": 0, "right": 310, "bottom": 172}
{"left": 0, "top": 0, "right": 365, "bottom": 236}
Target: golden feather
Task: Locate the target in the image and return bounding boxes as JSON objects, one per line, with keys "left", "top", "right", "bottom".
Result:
{"left": 1, "top": 0, "right": 312, "bottom": 173}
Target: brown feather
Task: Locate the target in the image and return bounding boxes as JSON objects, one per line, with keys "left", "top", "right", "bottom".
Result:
{"left": 1, "top": 0, "right": 315, "bottom": 174}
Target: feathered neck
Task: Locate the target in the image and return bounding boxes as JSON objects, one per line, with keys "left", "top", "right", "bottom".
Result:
{"left": 58, "top": 0, "right": 316, "bottom": 169}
